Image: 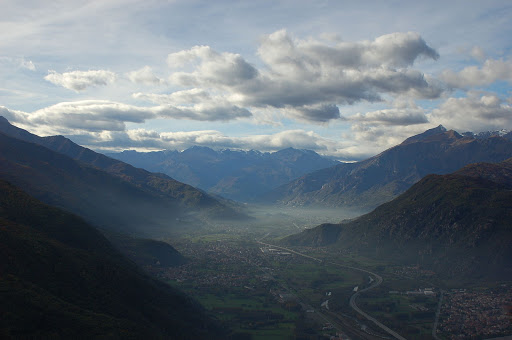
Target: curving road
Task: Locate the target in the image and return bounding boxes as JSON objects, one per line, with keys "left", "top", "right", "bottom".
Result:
{"left": 328, "top": 262, "right": 406, "bottom": 340}
{"left": 257, "top": 240, "right": 406, "bottom": 339}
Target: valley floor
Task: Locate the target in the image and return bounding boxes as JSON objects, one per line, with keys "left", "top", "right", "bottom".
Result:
{"left": 142, "top": 219, "right": 512, "bottom": 340}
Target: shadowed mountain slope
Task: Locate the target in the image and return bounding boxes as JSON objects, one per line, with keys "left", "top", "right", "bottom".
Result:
{"left": 0, "top": 131, "right": 187, "bottom": 236}
{"left": 0, "top": 180, "right": 222, "bottom": 339}
{"left": 0, "top": 117, "right": 245, "bottom": 220}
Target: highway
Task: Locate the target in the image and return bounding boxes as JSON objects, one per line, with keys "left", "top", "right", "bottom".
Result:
{"left": 257, "top": 240, "right": 407, "bottom": 340}
{"left": 432, "top": 290, "right": 444, "bottom": 339}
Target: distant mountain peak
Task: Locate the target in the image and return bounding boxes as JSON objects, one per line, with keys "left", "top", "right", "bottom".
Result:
{"left": 400, "top": 124, "right": 459, "bottom": 145}
{"left": 188, "top": 145, "right": 214, "bottom": 151}
{"left": 274, "top": 147, "right": 301, "bottom": 154}
{"left": 182, "top": 145, "right": 217, "bottom": 155}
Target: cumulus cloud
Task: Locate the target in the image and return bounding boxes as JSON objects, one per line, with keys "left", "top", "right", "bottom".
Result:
{"left": 168, "top": 45, "right": 258, "bottom": 86}
{"left": 440, "top": 58, "right": 512, "bottom": 88}
{"left": 165, "top": 30, "right": 441, "bottom": 123}
{"left": 1, "top": 97, "right": 251, "bottom": 137}
{"left": 285, "top": 104, "right": 341, "bottom": 122}
{"left": 126, "top": 66, "right": 164, "bottom": 85}
{"left": 430, "top": 93, "right": 512, "bottom": 131}
{"left": 5, "top": 100, "right": 154, "bottom": 133}
{"left": 257, "top": 30, "right": 438, "bottom": 72}
{"left": 132, "top": 89, "right": 252, "bottom": 121}
{"left": 44, "top": 69, "right": 117, "bottom": 91}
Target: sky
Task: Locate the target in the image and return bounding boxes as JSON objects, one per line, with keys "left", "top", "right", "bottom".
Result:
{"left": 1, "top": 0, "right": 512, "bottom": 160}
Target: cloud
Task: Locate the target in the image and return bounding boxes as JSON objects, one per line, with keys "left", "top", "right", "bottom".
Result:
{"left": 20, "top": 58, "right": 36, "bottom": 71}
{"left": 0, "top": 106, "right": 27, "bottom": 123}
{"left": 155, "top": 103, "right": 252, "bottom": 121}
{"left": 430, "top": 92, "right": 512, "bottom": 132}
{"left": 168, "top": 45, "right": 258, "bottom": 86}
{"left": 1, "top": 97, "right": 252, "bottom": 136}
{"left": 470, "top": 46, "right": 486, "bottom": 61}
{"left": 166, "top": 30, "right": 441, "bottom": 123}
{"left": 348, "top": 107, "right": 428, "bottom": 126}
{"left": 133, "top": 89, "right": 252, "bottom": 121}
{"left": 257, "top": 30, "right": 438, "bottom": 72}
{"left": 440, "top": 58, "right": 512, "bottom": 88}
{"left": 345, "top": 122, "right": 437, "bottom": 156}
{"left": 7, "top": 100, "right": 154, "bottom": 133}
{"left": 285, "top": 104, "right": 341, "bottom": 122}
{"left": 44, "top": 70, "right": 117, "bottom": 91}
{"left": 87, "top": 128, "right": 342, "bottom": 155}
{"left": 132, "top": 88, "right": 212, "bottom": 105}
{"left": 126, "top": 66, "right": 164, "bottom": 85}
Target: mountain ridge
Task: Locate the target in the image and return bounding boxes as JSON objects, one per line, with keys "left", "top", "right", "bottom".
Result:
{"left": 266, "top": 126, "right": 512, "bottom": 211}
{"left": 0, "top": 117, "right": 245, "bottom": 220}
{"left": 107, "top": 145, "right": 339, "bottom": 201}
{"left": 0, "top": 131, "right": 181, "bottom": 235}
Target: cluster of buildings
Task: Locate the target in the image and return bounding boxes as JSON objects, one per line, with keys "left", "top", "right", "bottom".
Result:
{"left": 161, "top": 264, "right": 253, "bottom": 288}
{"left": 438, "top": 287, "right": 512, "bottom": 339}
{"left": 388, "top": 287, "right": 436, "bottom": 296}
{"left": 159, "top": 240, "right": 267, "bottom": 288}
{"left": 392, "top": 265, "right": 436, "bottom": 278}
{"left": 260, "top": 246, "right": 292, "bottom": 256}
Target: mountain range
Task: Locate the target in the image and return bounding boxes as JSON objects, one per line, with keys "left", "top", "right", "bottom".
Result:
{"left": 283, "top": 158, "right": 512, "bottom": 279}
{"left": 0, "top": 117, "right": 246, "bottom": 232}
{"left": 267, "top": 125, "right": 512, "bottom": 211}
{"left": 107, "top": 146, "right": 338, "bottom": 202}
